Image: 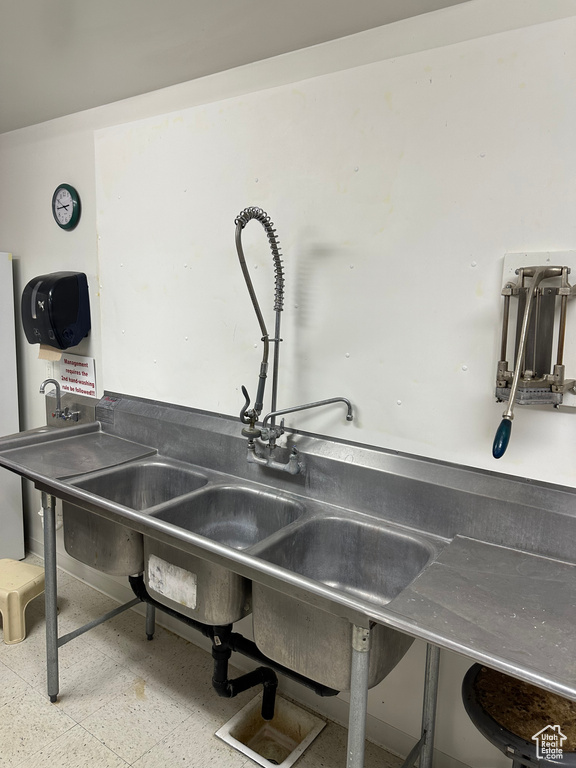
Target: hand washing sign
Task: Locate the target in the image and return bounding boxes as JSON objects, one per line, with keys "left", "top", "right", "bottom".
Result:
{"left": 59, "top": 353, "right": 96, "bottom": 398}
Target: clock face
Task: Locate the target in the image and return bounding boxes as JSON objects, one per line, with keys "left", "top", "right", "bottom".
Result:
{"left": 52, "top": 184, "right": 80, "bottom": 230}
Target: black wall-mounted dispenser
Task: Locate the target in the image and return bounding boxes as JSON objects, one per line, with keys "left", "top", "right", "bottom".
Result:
{"left": 21, "top": 271, "right": 91, "bottom": 349}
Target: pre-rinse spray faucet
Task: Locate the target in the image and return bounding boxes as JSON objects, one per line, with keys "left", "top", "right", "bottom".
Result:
{"left": 235, "top": 206, "right": 353, "bottom": 474}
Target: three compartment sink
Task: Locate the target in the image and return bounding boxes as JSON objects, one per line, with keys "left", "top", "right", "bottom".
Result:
{"left": 3, "top": 398, "right": 574, "bottom": 709}
{"left": 252, "top": 517, "right": 437, "bottom": 691}
{"left": 60, "top": 450, "right": 435, "bottom": 687}
{"left": 63, "top": 458, "right": 207, "bottom": 575}
{"left": 144, "top": 485, "right": 304, "bottom": 625}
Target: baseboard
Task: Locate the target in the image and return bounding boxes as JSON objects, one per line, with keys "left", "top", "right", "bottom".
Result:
{"left": 29, "top": 536, "right": 469, "bottom": 768}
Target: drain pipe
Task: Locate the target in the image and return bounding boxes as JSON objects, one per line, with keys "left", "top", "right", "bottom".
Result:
{"left": 129, "top": 577, "right": 275, "bottom": 716}
{"left": 128, "top": 576, "right": 338, "bottom": 710}
{"left": 212, "top": 624, "right": 278, "bottom": 720}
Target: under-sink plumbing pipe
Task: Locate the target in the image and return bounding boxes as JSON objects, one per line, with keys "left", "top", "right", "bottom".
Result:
{"left": 128, "top": 575, "right": 338, "bottom": 717}
{"left": 211, "top": 624, "right": 278, "bottom": 720}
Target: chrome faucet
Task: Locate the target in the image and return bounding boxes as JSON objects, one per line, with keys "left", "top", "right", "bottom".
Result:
{"left": 261, "top": 398, "right": 354, "bottom": 445}
{"left": 40, "top": 378, "right": 79, "bottom": 422}
{"left": 234, "top": 207, "right": 353, "bottom": 474}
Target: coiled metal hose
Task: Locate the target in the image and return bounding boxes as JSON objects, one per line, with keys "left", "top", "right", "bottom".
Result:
{"left": 235, "top": 207, "right": 285, "bottom": 418}
{"left": 234, "top": 206, "right": 285, "bottom": 312}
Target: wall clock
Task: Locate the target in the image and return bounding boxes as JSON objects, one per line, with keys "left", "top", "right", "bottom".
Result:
{"left": 52, "top": 184, "right": 81, "bottom": 230}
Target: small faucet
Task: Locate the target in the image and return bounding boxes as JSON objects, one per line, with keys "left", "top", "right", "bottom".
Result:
{"left": 241, "top": 388, "right": 354, "bottom": 474}
{"left": 39, "top": 378, "right": 79, "bottom": 422}
{"left": 257, "top": 398, "right": 354, "bottom": 474}
{"left": 262, "top": 398, "right": 354, "bottom": 447}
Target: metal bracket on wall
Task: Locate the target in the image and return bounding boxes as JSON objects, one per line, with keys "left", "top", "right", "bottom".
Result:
{"left": 493, "top": 252, "right": 576, "bottom": 458}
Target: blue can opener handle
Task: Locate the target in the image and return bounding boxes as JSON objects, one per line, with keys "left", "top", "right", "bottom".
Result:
{"left": 492, "top": 418, "right": 512, "bottom": 459}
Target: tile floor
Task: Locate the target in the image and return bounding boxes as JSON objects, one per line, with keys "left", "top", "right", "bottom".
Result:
{"left": 0, "top": 555, "right": 402, "bottom": 768}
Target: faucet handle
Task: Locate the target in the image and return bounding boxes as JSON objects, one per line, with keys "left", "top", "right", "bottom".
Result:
{"left": 240, "top": 386, "right": 253, "bottom": 424}
{"left": 261, "top": 418, "right": 284, "bottom": 442}
{"left": 240, "top": 385, "right": 262, "bottom": 440}
{"left": 493, "top": 417, "right": 512, "bottom": 459}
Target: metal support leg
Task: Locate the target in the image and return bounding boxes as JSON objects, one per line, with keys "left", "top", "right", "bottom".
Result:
{"left": 42, "top": 492, "right": 59, "bottom": 703}
{"left": 146, "top": 602, "right": 156, "bottom": 640}
{"left": 419, "top": 644, "right": 441, "bottom": 768}
{"left": 347, "top": 624, "right": 371, "bottom": 768}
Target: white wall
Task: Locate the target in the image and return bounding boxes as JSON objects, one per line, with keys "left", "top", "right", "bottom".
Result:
{"left": 95, "top": 16, "right": 576, "bottom": 486}
{"left": 1, "top": 3, "right": 575, "bottom": 766}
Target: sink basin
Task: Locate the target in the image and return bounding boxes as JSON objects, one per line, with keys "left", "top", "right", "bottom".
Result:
{"left": 150, "top": 485, "right": 304, "bottom": 550}
{"left": 62, "top": 458, "right": 207, "bottom": 576}
{"left": 256, "top": 516, "right": 434, "bottom": 605}
{"left": 143, "top": 485, "right": 304, "bottom": 625}
{"left": 252, "top": 516, "right": 436, "bottom": 690}
{"left": 68, "top": 458, "right": 207, "bottom": 510}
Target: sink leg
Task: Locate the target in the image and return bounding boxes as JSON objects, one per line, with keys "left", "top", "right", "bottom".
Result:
{"left": 145, "top": 603, "right": 156, "bottom": 640}
{"left": 419, "top": 644, "right": 440, "bottom": 768}
{"left": 42, "top": 492, "right": 59, "bottom": 703}
{"left": 347, "top": 624, "right": 371, "bottom": 768}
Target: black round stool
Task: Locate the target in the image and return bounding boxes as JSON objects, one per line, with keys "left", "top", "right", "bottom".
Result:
{"left": 462, "top": 664, "right": 576, "bottom": 768}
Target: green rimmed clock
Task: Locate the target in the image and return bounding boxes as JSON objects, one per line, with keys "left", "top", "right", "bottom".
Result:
{"left": 52, "top": 183, "right": 81, "bottom": 230}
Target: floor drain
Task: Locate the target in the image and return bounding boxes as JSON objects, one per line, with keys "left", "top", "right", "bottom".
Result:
{"left": 215, "top": 694, "right": 325, "bottom": 768}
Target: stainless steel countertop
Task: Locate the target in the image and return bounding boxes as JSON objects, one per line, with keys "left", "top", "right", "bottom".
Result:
{"left": 1, "top": 393, "right": 575, "bottom": 702}
{"left": 1, "top": 427, "right": 155, "bottom": 477}
{"left": 387, "top": 536, "right": 576, "bottom": 700}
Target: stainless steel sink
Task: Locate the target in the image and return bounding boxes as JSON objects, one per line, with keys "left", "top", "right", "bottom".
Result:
{"left": 144, "top": 485, "right": 304, "bottom": 625}
{"left": 149, "top": 485, "right": 304, "bottom": 549}
{"left": 252, "top": 516, "right": 437, "bottom": 690}
{"left": 255, "top": 516, "right": 434, "bottom": 604}
{"left": 62, "top": 458, "right": 207, "bottom": 575}
{"left": 2, "top": 394, "right": 575, "bottom": 713}
{"left": 68, "top": 459, "right": 207, "bottom": 509}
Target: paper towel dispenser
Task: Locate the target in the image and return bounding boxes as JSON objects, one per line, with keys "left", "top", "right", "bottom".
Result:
{"left": 21, "top": 271, "right": 91, "bottom": 349}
